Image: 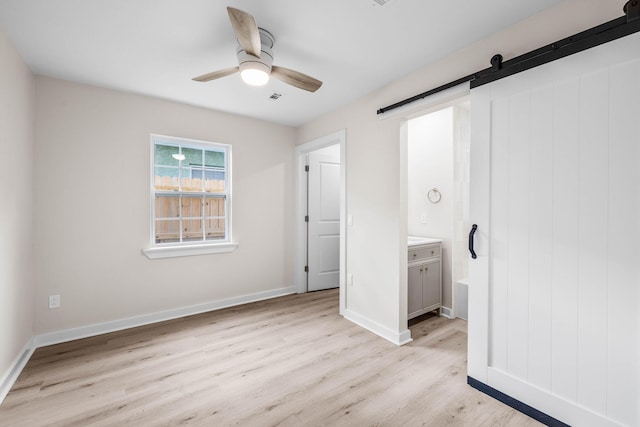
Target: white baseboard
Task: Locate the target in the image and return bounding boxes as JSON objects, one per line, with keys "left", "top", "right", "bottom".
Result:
{"left": 0, "top": 338, "right": 36, "bottom": 405}
{"left": 34, "top": 286, "right": 297, "bottom": 348}
{"left": 343, "top": 309, "right": 412, "bottom": 346}
{"left": 487, "top": 367, "right": 620, "bottom": 427}
{"left": 1, "top": 286, "right": 296, "bottom": 406}
{"left": 440, "top": 306, "right": 454, "bottom": 319}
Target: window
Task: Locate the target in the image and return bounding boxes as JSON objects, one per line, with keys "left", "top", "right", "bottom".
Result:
{"left": 150, "top": 135, "right": 232, "bottom": 249}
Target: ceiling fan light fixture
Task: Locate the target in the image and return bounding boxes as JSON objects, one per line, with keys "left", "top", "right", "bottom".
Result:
{"left": 240, "top": 61, "right": 270, "bottom": 86}
{"left": 241, "top": 68, "right": 269, "bottom": 86}
{"left": 237, "top": 32, "right": 273, "bottom": 87}
{"left": 192, "top": 9, "right": 322, "bottom": 92}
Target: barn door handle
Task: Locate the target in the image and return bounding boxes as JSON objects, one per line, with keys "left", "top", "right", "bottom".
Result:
{"left": 469, "top": 224, "right": 478, "bottom": 259}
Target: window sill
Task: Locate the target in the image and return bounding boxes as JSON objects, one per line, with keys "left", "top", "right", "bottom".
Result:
{"left": 142, "top": 242, "right": 239, "bottom": 259}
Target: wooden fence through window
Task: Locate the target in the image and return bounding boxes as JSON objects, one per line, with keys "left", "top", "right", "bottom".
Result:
{"left": 154, "top": 176, "right": 226, "bottom": 243}
{"left": 154, "top": 176, "right": 225, "bottom": 192}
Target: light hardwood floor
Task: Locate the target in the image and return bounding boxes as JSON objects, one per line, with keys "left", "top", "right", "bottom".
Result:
{"left": 0, "top": 290, "right": 541, "bottom": 426}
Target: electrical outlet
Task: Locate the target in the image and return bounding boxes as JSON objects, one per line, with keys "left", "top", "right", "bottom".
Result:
{"left": 347, "top": 273, "right": 353, "bottom": 286}
{"left": 49, "top": 294, "right": 60, "bottom": 309}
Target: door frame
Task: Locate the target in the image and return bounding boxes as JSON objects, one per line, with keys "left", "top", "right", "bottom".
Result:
{"left": 294, "top": 130, "right": 346, "bottom": 313}
{"left": 397, "top": 84, "right": 470, "bottom": 333}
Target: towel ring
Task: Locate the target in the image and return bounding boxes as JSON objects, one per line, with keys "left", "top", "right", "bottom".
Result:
{"left": 427, "top": 188, "right": 441, "bottom": 204}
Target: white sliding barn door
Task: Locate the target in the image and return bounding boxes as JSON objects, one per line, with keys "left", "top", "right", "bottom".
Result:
{"left": 469, "top": 32, "right": 640, "bottom": 427}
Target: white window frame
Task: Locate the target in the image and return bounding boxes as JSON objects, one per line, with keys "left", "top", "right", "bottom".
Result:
{"left": 142, "top": 134, "right": 238, "bottom": 259}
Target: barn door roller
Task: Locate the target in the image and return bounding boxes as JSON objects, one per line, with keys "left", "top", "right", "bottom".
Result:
{"left": 625, "top": 0, "right": 639, "bottom": 22}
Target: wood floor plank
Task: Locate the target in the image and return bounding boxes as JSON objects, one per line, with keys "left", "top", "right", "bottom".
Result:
{"left": 0, "top": 290, "right": 541, "bottom": 426}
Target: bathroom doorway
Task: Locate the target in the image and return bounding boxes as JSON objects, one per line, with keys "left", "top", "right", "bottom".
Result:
{"left": 406, "top": 98, "right": 470, "bottom": 320}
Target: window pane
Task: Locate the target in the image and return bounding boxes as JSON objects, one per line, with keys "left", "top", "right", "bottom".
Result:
{"left": 205, "top": 197, "right": 226, "bottom": 241}
{"left": 204, "top": 170, "right": 225, "bottom": 193}
{"left": 154, "top": 166, "right": 179, "bottom": 191}
{"left": 155, "top": 219, "right": 180, "bottom": 244}
{"left": 181, "top": 196, "right": 202, "bottom": 218}
{"left": 155, "top": 144, "right": 180, "bottom": 167}
{"left": 190, "top": 167, "right": 205, "bottom": 180}
{"left": 182, "top": 196, "right": 203, "bottom": 242}
{"left": 205, "top": 149, "right": 225, "bottom": 168}
{"left": 203, "top": 169, "right": 224, "bottom": 180}
{"left": 155, "top": 194, "right": 180, "bottom": 219}
{"left": 182, "top": 220, "right": 203, "bottom": 242}
{"left": 181, "top": 147, "right": 204, "bottom": 192}
{"left": 205, "top": 149, "right": 225, "bottom": 193}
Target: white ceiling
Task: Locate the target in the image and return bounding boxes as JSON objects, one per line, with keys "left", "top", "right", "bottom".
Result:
{"left": 0, "top": 0, "right": 561, "bottom": 127}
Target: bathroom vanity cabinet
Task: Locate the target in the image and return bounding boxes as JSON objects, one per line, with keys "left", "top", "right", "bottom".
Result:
{"left": 408, "top": 239, "right": 442, "bottom": 319}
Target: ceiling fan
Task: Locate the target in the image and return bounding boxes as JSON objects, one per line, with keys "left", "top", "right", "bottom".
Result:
{"left": 193, "top": 7, "right": 323, "bottom": 93}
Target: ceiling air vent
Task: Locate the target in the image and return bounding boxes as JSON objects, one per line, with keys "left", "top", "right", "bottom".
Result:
{"left": 372, "top": 0, "right": 393, "bottom": 6}
{"left": 269, "top": 92, "right": 283, "bottom": 100}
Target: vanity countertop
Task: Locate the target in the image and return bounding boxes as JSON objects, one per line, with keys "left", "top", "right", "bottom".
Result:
{"left": 408, "top": 236, "right": 442, "bottom": 247}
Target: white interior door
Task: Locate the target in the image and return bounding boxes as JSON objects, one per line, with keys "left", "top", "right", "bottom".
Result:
{"left": 307, "top": 145, "right": 340, "bottom": 291}
{"left": 469, "top": 31, "right": 640, "bottom": 426}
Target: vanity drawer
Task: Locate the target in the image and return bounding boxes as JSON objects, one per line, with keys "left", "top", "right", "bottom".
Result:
{"left": 409, "top": 244, "right": 440, "bottom": 261}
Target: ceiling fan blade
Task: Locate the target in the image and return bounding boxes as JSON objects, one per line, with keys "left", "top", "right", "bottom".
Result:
{"left": 227, "top": 7, "right": 261, "bottom": 58}
{"left": 271, "top": 66, "right": 323, "bottom": 92}
{"left": 192, "top": 66, "right": 239, "bottom": 82}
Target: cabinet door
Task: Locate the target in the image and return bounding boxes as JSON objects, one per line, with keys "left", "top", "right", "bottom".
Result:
{"left": 408, "top": 264, "right": 423, "bottom": 317}
{"left": 423, "top": 260, "right": 441, "bottom": 310}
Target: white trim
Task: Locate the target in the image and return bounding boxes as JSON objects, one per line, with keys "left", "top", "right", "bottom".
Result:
{"left": 142, "top": 241, "right": 238, "bottom": 259}
{"left": 0, "top": 338, "right": 36, "bottom": 405}
{"left": 343, "top": 309, "right": 412, "bottom": 346}
{"left": 439, "top": 306, "right": 454, "bottom": 319}
{"left": 294, "top": 130, "right": 347, "bottom": 315}
{"left": 487, "top": 368, "right": 623, "bottom": 427}
{"left": 33, "top": 286, "right": 295, "bottom": 348}
{"left": 339, "top": 136, "right": 346, "bottom": 315}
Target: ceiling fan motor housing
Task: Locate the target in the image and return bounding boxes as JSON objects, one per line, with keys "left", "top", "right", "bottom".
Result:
{"left": 237, "top": 28, "right": 275, "bottom": 74}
